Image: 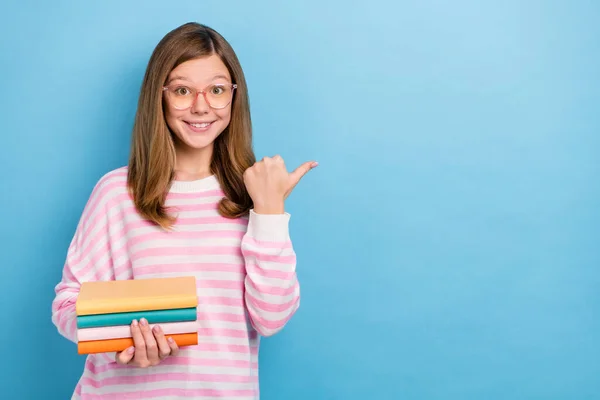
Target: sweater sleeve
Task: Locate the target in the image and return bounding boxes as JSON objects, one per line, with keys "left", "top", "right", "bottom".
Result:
{"left": 241, "top": 210, "right": 301, "bottom": 337}
{"left": 51, "top": 177, "right": 117, "bottom": 363}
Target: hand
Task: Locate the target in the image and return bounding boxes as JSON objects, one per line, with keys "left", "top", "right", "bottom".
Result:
{"left": 115, "top": 318, "right": 179, "bottom": 367}
{"left": 243, "top": 155, "right": 318, "bottom": 214}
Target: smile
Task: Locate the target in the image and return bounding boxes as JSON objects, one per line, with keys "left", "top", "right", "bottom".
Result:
{"left": 185, "top": 121, "right": 215, "bottom": 132}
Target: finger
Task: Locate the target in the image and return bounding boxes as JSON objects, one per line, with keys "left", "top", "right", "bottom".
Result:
{"left": 152, "top": 325, "right": 172, "bottom": 360}
{"left": 139, "top": 318, "right": 159, "bottom": 364}
{"left": 115, "top": 346, "right": 135, "bottom": 365}
{"left": 167, "top": 336, "right": 180, "bottom": 357}
{"left": 289, "top": 161, "right": 318, "bottom": 188}
{"left": 131, "top": 319, "right": 149, "bottom": 367}
{"left": 272, "top": 154, "right": 284, "bottom": 163}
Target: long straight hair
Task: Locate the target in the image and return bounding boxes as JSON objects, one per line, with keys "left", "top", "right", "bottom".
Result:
{"left": 127, "top": 22, "right": 255, "bottom": 229}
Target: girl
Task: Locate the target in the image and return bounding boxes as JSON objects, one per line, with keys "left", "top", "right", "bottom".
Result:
{"left": 51, "top": 22, "right": 316, "bottom": 399}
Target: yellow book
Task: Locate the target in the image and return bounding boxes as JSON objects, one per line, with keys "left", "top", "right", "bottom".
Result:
{"left": 76, "top": 276, "right": 198, "bottom": 316}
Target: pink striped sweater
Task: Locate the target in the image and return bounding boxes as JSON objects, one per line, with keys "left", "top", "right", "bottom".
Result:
{"left": 51, "top": 166, "right": 300, "bottom": 399}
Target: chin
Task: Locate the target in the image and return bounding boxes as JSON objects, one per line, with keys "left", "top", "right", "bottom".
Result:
{"left": 183, "top": 137, "right": 217, "bottom": 150}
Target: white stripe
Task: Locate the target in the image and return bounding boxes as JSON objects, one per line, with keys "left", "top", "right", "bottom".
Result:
{"left": 245, "top": 258, "right": 297, "bottom": 272}
{"left": 81, "top": 378, "right": 258, "bottom": 392}
{"left": 242, "top": 242, "right": 295, "bottom": 257}
{"left": 133, "top": 254, "right": 244, "bottom": 267}
{"left": 244, "top": 297, "right": 298, "bottom": 323}
{"left": 165, "top": 195, "right": 225, "bottom": 206}
{"left": 195, "top": 270, "right": 245, "bottom": 281}
{"left": 183, "top": 348, "right": 258, "bottom": 361}
{"left": 244, "top": 277, "right": 299, "bottom": 303}
{"left": 87, "top": 364, "right": 257, "bottom": 381}
{"left": 195, "top": 335, "right": 253, "bottom": 347}
{"left": 194, "top": 319, "right": 253, "bottom": 332}
{"left": 168, "top": 209, "right": 222, "bottom": 218}
{"left": 130, "top": 222, "right": 248, "bottom": 236}
{"left": 245, "top": 272, "right": 297, "bottom": 288}
{"left": 129, "top": 237, "right": 243, "bottom": 253}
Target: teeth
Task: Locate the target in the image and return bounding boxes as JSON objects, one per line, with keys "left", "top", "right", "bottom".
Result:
{"left": 190, "top": 122, "right": 211, "bottom": 128}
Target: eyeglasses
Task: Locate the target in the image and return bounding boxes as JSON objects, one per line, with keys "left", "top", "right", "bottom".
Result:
{"left": 162, "top": 83, "right": 237, "bottom": 110}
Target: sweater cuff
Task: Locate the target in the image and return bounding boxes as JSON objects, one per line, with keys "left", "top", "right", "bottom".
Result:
{"left": 247, "top": 210, "right": 290, "bottom": 242}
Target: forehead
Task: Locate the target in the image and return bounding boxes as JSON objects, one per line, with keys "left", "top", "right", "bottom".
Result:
{"left": 168, "top": 54, "right": 231, "bottom": 84}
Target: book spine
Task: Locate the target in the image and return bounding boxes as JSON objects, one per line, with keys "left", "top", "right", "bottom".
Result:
{"left": 77, "top": 307, "right": 197, "bottom": 328}
{"left": 76, "top": 294, "right": 198, "bottom": 316}
{"left": 77, "top": 321, "right": 199, "bottom": 341}
{"left": 77, "top": 333, "right": 198, "bottom": 354}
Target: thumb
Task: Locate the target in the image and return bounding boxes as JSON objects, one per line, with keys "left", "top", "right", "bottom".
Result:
{"left": 116, "top": 346, "right": 135, "bottom": 365}
{"left": 289, "top": 161, "right": 318, "bottom": 188}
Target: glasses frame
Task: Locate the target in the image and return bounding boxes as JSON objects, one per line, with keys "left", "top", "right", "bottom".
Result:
{"left": 162, "top": 83, "right": 238, "bottom": 110}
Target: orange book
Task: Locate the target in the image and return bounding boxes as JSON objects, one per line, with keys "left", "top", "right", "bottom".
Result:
{"left": 78, "top": 332, "right": 198, "bottom": 354}
{"left": 76, "top": 276, "right": 198, "bottom": 316}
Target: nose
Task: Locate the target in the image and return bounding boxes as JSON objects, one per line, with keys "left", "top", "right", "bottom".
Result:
{"left": 191, "top": 91, "right": 210, "bottom": 114}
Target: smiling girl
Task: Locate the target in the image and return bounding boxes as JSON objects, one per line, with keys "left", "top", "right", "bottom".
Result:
{"left": 52, "top": 22, "right": 316, "bottom": 399}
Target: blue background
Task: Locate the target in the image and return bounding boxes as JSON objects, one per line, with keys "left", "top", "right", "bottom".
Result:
{"left": 1, "top": 1, "right": 599, "bottom": 399}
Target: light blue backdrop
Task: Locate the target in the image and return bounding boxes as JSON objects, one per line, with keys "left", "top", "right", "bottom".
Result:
{"left": 1, "top": 1, "right": 598, "bottom": 399}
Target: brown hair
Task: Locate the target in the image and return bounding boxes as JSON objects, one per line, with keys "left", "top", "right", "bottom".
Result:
{"left": 127, "top": 22, "right": 255, "bottom": 229}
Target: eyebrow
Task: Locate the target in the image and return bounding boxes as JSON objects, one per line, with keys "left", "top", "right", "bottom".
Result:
{"left": 167, "top": 75, "right": 191, "bottom": 84}
{"left": 167, "top": 74, "right": 231, "bottom": 84}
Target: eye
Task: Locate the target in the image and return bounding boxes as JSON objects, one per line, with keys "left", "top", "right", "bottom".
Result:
{"left": 174, "top": 86, "right": 192, "bottom": 96}
{"left": 211, "top": 85, "right": 225, "bottom": 95}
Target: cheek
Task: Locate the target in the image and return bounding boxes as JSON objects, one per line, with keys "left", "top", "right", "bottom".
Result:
{"left": 215, "top": 107, "right": 232, "bottom": 125}
{"left": 164, "top": 109, "right": 184, "bottom": 131}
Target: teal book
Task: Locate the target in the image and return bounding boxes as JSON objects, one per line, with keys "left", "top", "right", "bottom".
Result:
{"left": 76, "top": 307, "right": 197, "bottom": 328}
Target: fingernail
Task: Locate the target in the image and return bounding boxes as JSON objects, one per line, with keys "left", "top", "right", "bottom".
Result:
{"left": 132, "top": 319, "right": 138, "bottom": 326}
{"left": 311, "top": 162, "right": 319, "bottom": 168}
{"left": 140, "top": 318, "right": 148, "bottom": 326}
{"left": 127, "top": 346, "right": 135, "bottom": 354}
{"left": 168, "top": 337, "right": 174, "bottom": 344}
{"left": 153, "top": 325, "right": 162, "bottom": 333}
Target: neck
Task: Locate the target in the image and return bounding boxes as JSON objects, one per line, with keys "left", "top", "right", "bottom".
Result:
{"left": 174, "top": 141, "right": 213, "bottom": 181}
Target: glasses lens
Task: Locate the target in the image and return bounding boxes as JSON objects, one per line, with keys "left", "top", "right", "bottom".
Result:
{"left": 206, "top": 84, "right": 233, "bottom": 108}
{"left": 166, "top": 86, "right": 195, "bottom": 109}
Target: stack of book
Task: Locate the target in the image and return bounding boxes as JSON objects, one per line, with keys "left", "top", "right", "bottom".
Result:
{"left": 75, "top": 276, "right": 199, "bottom": 354}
